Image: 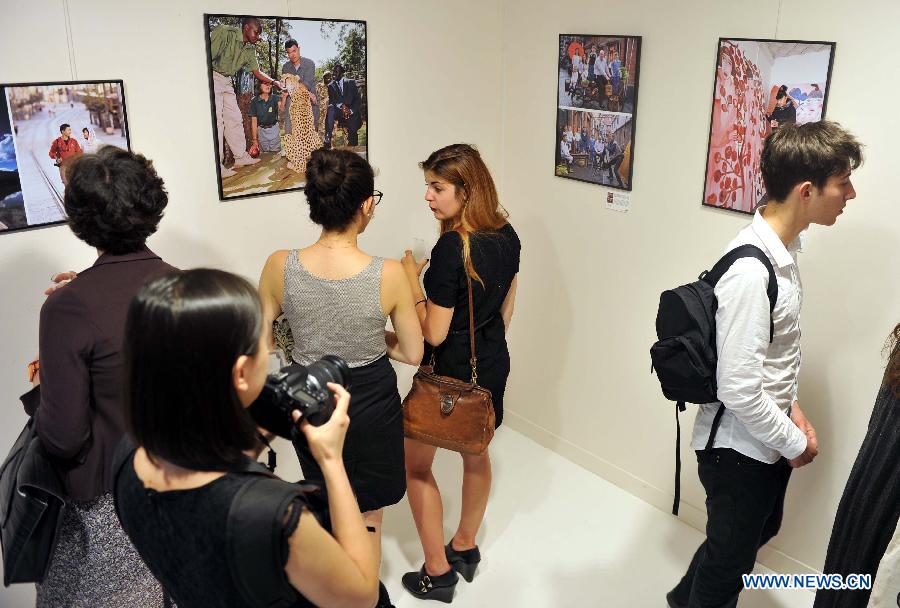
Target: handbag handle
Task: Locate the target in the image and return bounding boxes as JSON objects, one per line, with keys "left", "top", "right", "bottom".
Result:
{"left": 465, "top": 272, "right": 477, "bottom": 384}
{"left": 427, "top": 254, "right": 479, "bottom": 385}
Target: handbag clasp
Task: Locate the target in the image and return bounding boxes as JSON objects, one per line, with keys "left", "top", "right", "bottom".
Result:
{"left": 440, "top": 394, "right": 455, "bottom": 415}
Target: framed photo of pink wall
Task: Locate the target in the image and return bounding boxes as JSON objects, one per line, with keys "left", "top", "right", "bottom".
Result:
{"left": 702, "top": 38, "right": 836, "bottom": 214}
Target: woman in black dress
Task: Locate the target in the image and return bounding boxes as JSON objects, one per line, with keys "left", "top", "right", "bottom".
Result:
{"left": 400, "top": 144, "right": 520, "bottom": 602}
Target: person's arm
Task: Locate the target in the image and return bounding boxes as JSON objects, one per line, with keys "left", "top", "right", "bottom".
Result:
{"left": 401, "top": 251, "right": 454, "bottom": 347}
{"left": 302, "top": 62, "right": 318, "bottom": 105}
{"left": 285, "top": 384, "right": 379, "bottom": 608}
{"left": 258, "top": 251, "right": 289, "bottom": 349}
{"left": 252, "top": 70, "right": 283, "bottom": 90}
{"left": 789, "top": 400, "right": 818, "bottom": 465}
{"left": 34, "top": 291, "right": 93, "bottom": 460}
{"left": 500, "top": 275, "right": 518, "bottom": 332}
{"left": 382, "top": 260, "right": 424, "bottom": 365}
{"left": 714, "top": 260, "right": 810, "bottom": 463}
{"left": 48, "top": 138, "right": 58, "bottom": 160}
{"left": 250, "top": 116, "right": 259, "bottom": 149}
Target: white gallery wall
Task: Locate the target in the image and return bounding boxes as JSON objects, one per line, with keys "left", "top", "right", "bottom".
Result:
{"left": 0, "top": 0, "right": 898, "bottom": 604}
{"left": 500, "top": 0, "right": 900, "bottom": 577}
{"left": 0, "top": 1, "right": 503, "bottom": 604}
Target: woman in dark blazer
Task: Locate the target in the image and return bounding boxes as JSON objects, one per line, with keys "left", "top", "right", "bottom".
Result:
{"left": 26, "top": 146, "right": 174, "bottom": 607}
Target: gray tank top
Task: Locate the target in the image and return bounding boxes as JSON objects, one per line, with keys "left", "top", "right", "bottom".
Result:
{"left": 282, "top": 250, "right": 387, "bottom": 368}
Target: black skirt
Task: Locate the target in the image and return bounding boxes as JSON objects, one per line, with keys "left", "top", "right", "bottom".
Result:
{"left": 292, "top": 354, "right": 406, "bottom": 511}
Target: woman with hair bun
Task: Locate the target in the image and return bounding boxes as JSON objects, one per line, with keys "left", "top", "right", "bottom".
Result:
{"left": 399, "top": 143, "right": 520, "bottom": 602}
{"left": 258, "top": 149, "right": 423, "bottom": 586}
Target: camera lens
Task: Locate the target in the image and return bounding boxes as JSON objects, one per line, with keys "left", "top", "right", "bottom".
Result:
{"left": 305, "top": 355, "right": 352, "bottom": 391}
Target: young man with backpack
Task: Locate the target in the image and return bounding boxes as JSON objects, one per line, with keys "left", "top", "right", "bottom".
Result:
{"left": 666, "top": 121, "right": 863, "bottom": 608}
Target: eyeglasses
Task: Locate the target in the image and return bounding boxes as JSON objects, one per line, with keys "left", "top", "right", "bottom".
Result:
{"left": 372, "top": 190, "right": 383, "bottom": 206}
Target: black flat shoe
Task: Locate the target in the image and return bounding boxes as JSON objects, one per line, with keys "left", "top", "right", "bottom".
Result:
{"left": 401, "top": 566, "right": 458, "bottom": 603}
{"left": 445, "top": 543, "right": 481, "bottom": 583}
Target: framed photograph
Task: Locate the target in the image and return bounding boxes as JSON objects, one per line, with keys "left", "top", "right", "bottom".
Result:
{"left": 204, "top": 14, "right": 368, "bottom": 201}
{"left": 0, "top": 80, "right": 129, "bottom": 235}
{"left": 702, "top": 38, "right": 836, "bottom": 214}
{"left": 555, "top": 34, "right": 641, "bottom": 190}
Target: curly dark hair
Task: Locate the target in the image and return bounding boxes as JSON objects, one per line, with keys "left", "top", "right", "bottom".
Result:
{"left": 64, "top": 146, "right": 168, "bottom": 254}
{"left": 303, "top": 148, "right": 373, "bottom": 231}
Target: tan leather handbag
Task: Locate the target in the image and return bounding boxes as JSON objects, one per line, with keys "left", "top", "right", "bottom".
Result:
{"left": 402, "top": 274, "right": 495, "bottom": 455}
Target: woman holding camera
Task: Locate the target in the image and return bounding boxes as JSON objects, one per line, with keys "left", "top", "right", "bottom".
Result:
{"left": 400, "top": 144, "right": 520, "bottom": 601}
{"left": 258, "top": 149, "right": 424, "bottom": 549}
{"left": 114, "top": 269, "right": 381, "bottom": 608}
{"left": 25, "top": 146, "right": 173, "bottom": 607}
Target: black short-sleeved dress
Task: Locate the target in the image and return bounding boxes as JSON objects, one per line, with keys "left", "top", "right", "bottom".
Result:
{"left": 423, "top": 223, "right": 521, "bottom": 428}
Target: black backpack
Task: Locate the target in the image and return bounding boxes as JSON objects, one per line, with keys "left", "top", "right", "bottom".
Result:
{"left": 650, "top": 244, "right": 777, "bottom": 515}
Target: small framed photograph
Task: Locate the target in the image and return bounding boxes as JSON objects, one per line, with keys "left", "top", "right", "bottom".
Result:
{"left": 0, "top": 80, "right": 130, "bottom": 235}
{"left": 555, "top": 34, "right": 642, "bottom": 190}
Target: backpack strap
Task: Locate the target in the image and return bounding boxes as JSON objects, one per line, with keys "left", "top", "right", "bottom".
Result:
{"left": 702, "top": 244, "right": 778, "bottom": 342}
{"left": 226, "top": 475, "right": 307, "bottom": 608}
{"left": 672, "top": 401, "right": 685, "bottom": 515}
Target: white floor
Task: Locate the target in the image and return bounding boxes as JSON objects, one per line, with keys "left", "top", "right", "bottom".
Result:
{"left": 378, "top": 428, "right": 814, "bottom": 608}
{"left": 0, "top": 427, "right": 816, "bottom": 607}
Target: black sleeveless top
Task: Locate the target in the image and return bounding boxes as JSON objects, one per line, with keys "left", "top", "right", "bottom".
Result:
{"left": 114, "top": 450, "right": 314, "bottom": 608}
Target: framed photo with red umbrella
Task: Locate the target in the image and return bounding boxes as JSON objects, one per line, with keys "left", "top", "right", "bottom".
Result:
{"left": 555, "top": 34, "right": 642, "bottom": 191}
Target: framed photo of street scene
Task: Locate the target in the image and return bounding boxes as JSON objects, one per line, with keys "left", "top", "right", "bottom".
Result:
{"left": 702, "top": 38, "right": 836, "bottom": 215}
{"left": 555, "top": 34, "right": 641, "bottom": 191}
{"left": 204, "top": 14, "right": 368, "bottom": 201}
{"left": 0, "top": 80, "right": 130, "bottom": 235}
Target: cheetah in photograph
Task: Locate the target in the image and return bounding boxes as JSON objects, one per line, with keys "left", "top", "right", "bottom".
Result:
{"left": 282, "top": 74, "right": 322, "bottom": 172}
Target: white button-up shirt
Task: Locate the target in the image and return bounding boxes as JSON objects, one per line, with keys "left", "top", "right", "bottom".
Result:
{"left": 691, "top": 208, "right": 808, "bottom": 463}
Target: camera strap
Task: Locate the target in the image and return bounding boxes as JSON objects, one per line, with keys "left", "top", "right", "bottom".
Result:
{"left": 256, "top": 433, "right": 277, "bottom": 473}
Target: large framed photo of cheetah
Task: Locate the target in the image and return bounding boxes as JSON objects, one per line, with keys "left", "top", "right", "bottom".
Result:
{"left": 204, "top": 14, "right": 368, "bottom": 201}
{"left": 555, "top": 34, "right": 641, "bottom": 191}
{"left": 701, "top": 38, "right": 835, "bottom": 214}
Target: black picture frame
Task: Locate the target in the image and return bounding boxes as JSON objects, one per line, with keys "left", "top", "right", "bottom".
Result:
{"left": 701, "top": 37, "right": 836, "bottom": 215}
{"left": 555, "top": 34, "right": 642, "bottom": 191}
{"left": 204, "top": 14, "right": 369, "bottom": 202}
{"left": 0, "top": 79, "right": 130, "bottom": 236}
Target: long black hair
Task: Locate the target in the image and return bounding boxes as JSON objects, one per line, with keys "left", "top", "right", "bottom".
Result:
{"left": 124, "top": 269, "right": 262, "bottom": 468}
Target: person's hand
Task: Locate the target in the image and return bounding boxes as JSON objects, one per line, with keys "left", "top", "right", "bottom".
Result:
{"left": 249, "top": 141, "right": 260, "bottom": 158}
{"left": 44, "top": 271, "right": 77, "bottom": 295}
{"left": 401, "top": 250, "right": 428, "bottom": 279}
{"left": 28, "top": 357, "right": 40, "bottom": 387}
{"left": 788, "top": 439, "right": 818, "bottom": 468}
{"left": 787, "top": 401, "right": 818, "bottom": 467}
{"left": 309, "top": 92, "right": 318, "bottom": 105}
{"left": 297, "top": 382, "right": 350, "bottom": 466}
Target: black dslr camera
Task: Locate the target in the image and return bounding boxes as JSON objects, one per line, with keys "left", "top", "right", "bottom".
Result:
{"left": 248, "top": 355, "right": 351, "bottom": 438}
